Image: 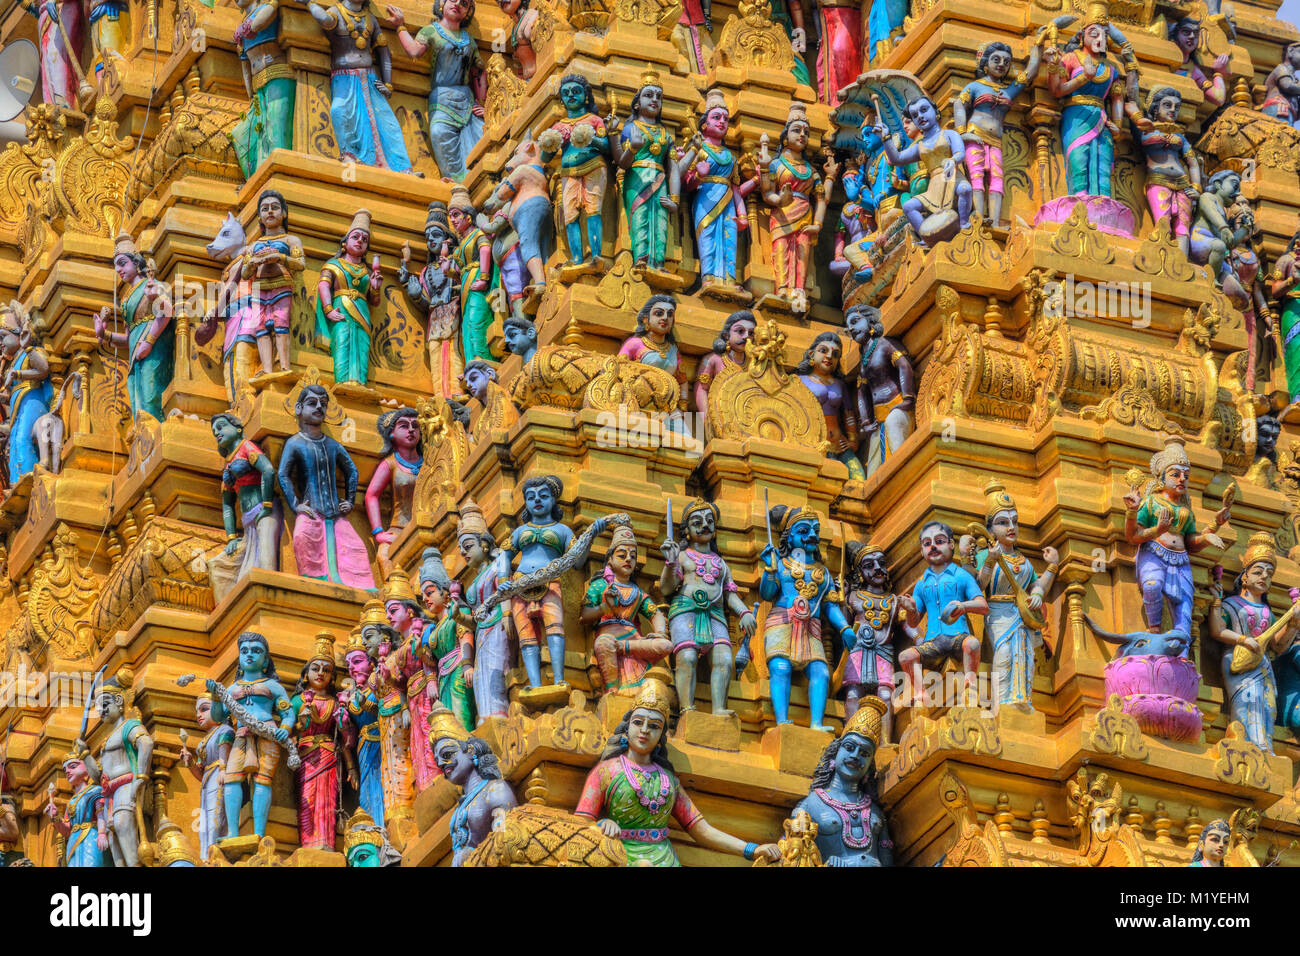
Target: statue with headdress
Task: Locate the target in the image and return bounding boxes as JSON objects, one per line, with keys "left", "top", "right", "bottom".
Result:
{"left": 839, "top": 541, "right": 912, "bottom": 740}
{"left": 177, "top": 690, "right": 235, "bottom": 858}
{"left": 790, "top": 696, "right": 893, "bottom": 866}
{"left": 344, "top": 808, "right": 402, "bottom": 865}
{"left": 316, "top": 208, "right": 384, "bottom": 386}
{"left": 82, "top": 669, "right": 153, "bottom": 867}
{"left": 610, "top": 69, "right": 680, "bottom": 275}
{"left": 453, "top": 497, "right": 513, "bottom": 721}
{"left": 94, "top": 232, "right": 175, "bottom": 424}
{"left": 341, "top": 623, "right": 385, "bottom": 826}
{"left": 1262, "top": 41, "right": 1300, "bottom": 129}
{"left": 364, "top": 406, "right": 422, "bottom": 577}
{"left": 1188, "top": 817, "right": 1230, "bottom": 867}
{"left": 429, "top": 707, "right": 516, "bottom": 865}
{"left": 482, "top": 133, "right": 552, "bottom": 302}
{"left": 0, "top": 299, "right": 51, "bottom": 483}
{"left": 446, "top": 184, "right": 497, "bottom": 365}
{"left": 418, "top": 546, "right": 476, "bottom": 731}
{"left": 400, "top": 200, "right": 465, "bottom": 401}
{"left": 538, "top": 71, "right": 612, "bottom": 268}
{"left": 1124, "top": 85, "right": 1201, "bottom": 258}
{"left": 289, "top": 632, "right": 358, "bottom": 850}
{"left": 207, "top": 410, "right": 282, "bottom": 602}
{"left": 382, "top": 569, "right": 439, "bottom": 790}
{"left": 358, "top": 599, "right": 416, "bottom": 845}
{"left": 1168, "top": 14, "right": 1231, "bottom": 112}
{"left": 43, "top": 742, "right": 107, "bottom": 867}
{"left": 230, "top": 0, "right": 297, "bottom": 175}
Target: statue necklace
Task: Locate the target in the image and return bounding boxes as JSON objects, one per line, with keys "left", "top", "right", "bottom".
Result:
{"left": 450, "top": 777, "right": 491, "bottom": 851}
{"left": 619, "top": 754, "right": 670, "bottom": 813}
{"left": 335, "top": 3, "right": 373, "bottom": 48}
{"left": 814, "top": 788, "right": 874, "bottom": 848}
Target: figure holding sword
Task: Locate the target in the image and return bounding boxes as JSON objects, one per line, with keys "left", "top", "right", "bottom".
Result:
{"left": 839, "top": 541, "right": 913, "bottom": 741}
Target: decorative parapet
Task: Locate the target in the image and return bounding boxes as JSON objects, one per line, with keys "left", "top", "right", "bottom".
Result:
{"left": 129, "top": 71, "right": 244, "bottom": 204}
{"left": 460, "top": 805, "right": 627, "bottom": 867}
{"left": 1, "top": 524, "right": 99, "bottom": 667}
{"left": 497, "top": 691, "right": 607, "bottom": 777}
{"left": 885, "top": 705, "right": 1002, "bottom": 786}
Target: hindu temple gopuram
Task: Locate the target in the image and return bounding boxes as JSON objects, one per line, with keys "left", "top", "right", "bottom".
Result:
{"left": 2, "top": 0, "right": 1300, "bottom": 874}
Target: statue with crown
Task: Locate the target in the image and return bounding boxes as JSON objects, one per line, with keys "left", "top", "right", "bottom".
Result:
{"left": 429, "top": 706, "right": 517, "bottom": 866}
{"left": 94, "top": 232, "right": 175, "bottom": 424}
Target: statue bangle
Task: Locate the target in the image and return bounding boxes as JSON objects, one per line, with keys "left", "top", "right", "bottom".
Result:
{"left": 743, "top": 842, "right": 757, "bottom": 860}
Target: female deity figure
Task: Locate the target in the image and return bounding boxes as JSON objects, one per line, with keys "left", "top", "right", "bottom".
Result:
{"left": 400, "top": 201, "right": 464, "bottom": 401}
{"left": 538, "top": 73, "right": 611, "bottom": 267}
{"left": 430, "top": 710, "right": 517, "bottom": 865}
{"left": 383, "top": 569, "right": 438, "bottom": 790}
{"left": 208, "top": 411, "right": 280, "bottom": 599}
{"left": 1123, "top": 438, "right": 1232, "bottom": 636}
{"left": 364, "top": 407, "right": 422, "bottom": 578}
{"left": 238, "top": 190, "right": 305, "bottom": 376}
{"left": 694, "top": 309, "right": 755, "bottom": 414}
{"left": 574, "top": 682, "right": 780, "bottom": 866}
{"left": 179, "top": 695, "right": 235, "bottom": 858}
{"left": 1188, "top": 818, "right": 1230, "bottom": 866}
{"left": 812, "top": 0, "right": 864, "bottom": 107}
{"left": 611, "top": 71, "right": 680, "bottom": 273}
{"left": 953, "top": 40, "right": 1041, "bottom": 227}
{"left": 619, "top": 294, "right": 689, "bottom": 415}
{"left": 791, "top": 697, "right": 893, "bottom": 866}
{"left": 1168, "top": 16, "right": 1229, "bottom": 110}
{"left": 482, "top": 136, "right": 552, "bottom": 296}
{"left": 448, "top": 185, "right": 496, "bottom": 364}
{"left": 1191, "top": 169, "right": 1249, "bottom": 284}
{"left": 581, "top": 523, "right": 672, "bottom": 697}
{"left": 207, "top": 631, "right": 294, "bottom": 840}
{"left": 94, "top": 233, "right": 174, "bottom": 423}
{"left": 316, "top": 209, "right": 383, "bottom": 386}
{"left": 871, "top": 96, "right": 971, "bottom": 244}
{"left": 498, "top": 0, "right": 541, "bottom": 79}
{"left": 759, "top": 102, "right": 837, "bottom": 313}
{"left": 1127, "top": 86, "right": 1200, "bottom": 256}
{"left": 455, "top": 498, "right": 512, "bottom": 721}
{"left": 1208, "top": 533, "right": 1300, "bottom": 754}
{"left": 387, "top": 0, "right": 484, "bottom": 181}
{"left": 0, "top": 302, "right": 51, "bottom": 483}
{"left": 358, "top": 600, "right": 416, "bottom": 844}
{"left": 842, "top": 543, "right": 911, "bottom": 739}
{"left": 343, "top": 630, "right": 384, "bottom": 826}
{"left": 679, "top": 89, "right": 758, "bottom": 296}
{"left": 290, "top": 633, "right": 359, "bottom": 850}
{"left": 45, "top": 745, "right": 107, "bottom": 867}
{"left": 1268, "top": 223, "right": 1300, "bottom": 405}
{"left": 760, "top": 505, "right": 856, "bottom": 731}
{"left": 1043, "top": 5, "right": 1133, "bottom": 198}
{"left": 36, "top": 0, "right": 86, "bottom": 108}
{"left": 659, "top": 498, "right": 755, "bottom": 714}
{"left": 419, "top": 547, "right": 476, "bottom": 730}
{"left": 502, "top": 476, "right": 609, "bottom": 689}
{"left": 88, "top": 0, "right": 128, "bottom": 82}
{"left": 1262, "top": 42, "right": 1300, "bottom": 128}
{"left": 231, "top": 0, "right": 296, "bottom": 176}
{"left": 309, "top": 0, "right": 412, "bottom": 172}
{"left": 277, "top": 384, "right": 376, "bottom": 589}
{"left": 795, "top": 331, "right": 864, "bottom": 480}
{"left": 846, "top": 304, "right": 914, "bottom": 477}
{"left": 959, "top": 481, "right": 1060, "bottom": 713}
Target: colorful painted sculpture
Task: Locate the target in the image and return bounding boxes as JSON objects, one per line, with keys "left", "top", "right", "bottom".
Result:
{"left": 581, "top": 523, "right": 671, "bottom": 696}
{"left": 179, "top": 695, "right": 234, "bottom": 860}
{"left": 811, "top": 0, "right": 863, "bottom": 106}
{"left": 502, "top": 314, "right": 539, "bottom": 365}
{"left": 538, "top": 73, "right": 611, "bottom": 266}
{"left": 45, "top": 745, "right": 106, "bottom": 867}
{"left": 196, "top": 213, "right": 259, "bottom": 401}
{"left": 1208, "top": 534, "right": 1300, "bottom": 754}
{"left": 497, "top": 0, "right": 541, "bottom": 79}
{"left": 830, "top": 189, "right": 873, "bottom": 281}
{"left": 871, "top": 95, "right": 971, "bottom": 244}
{"left": 419, "top": 547, "right": 476, "bottom": 730}
{"left": 383, "top": 569, "right": 438, "bottom": 790}
{"left": 1127, "top": 86, "right": 1200, "bottom": 256}
{"left": 455, "top": 498, "right": 512, "bottom": 721}
{"left": 94, "top": 233, "right": 174, "bottom": 423}
{"left": 316, "top": 209, "right": 383, "bottom": 386}
{"left": 759, "top": 101, "right": 836, "bottom": 313}
{"left": 867, "top": 0, "right": 907, "bottom": 64}
{"left": 960, "top": 481, "right": 1059, "bottom": 713}
{"left": 238, "top": 190, "right": 305, "bottom": 376}
{"left": 207, "top": 631, "right": 293, "bottom": 840}
{"left": 88, "top": 0, "right": 128, "bottom": 82}
{"left": 845, "top": 304, "right": 914, "bottom": 477}
{"left": 1262, "top": 42, "right": 1300, "bottom": 128}
{"left": 796, "top": 331, "right": 864, "bottom": 480}
{"left": 400, "top": 201, "right": 464, "bottom": 401}
{"left": 448, "top": 185, "right": 496, "bottom": 364}
{"left": 611, "top": 71, "right": 679, "bottom": 272}
{"left": 463, "top": 359, "right": 519, "bottom": 437}
{"left": 760, "top": 505, "right": 855, "bottom": 730}
{"left": 430, "top": 708, "right": 517, "bottom": 865}
{"left": 1269, "top": 223, "right": 1300, "bottom": 405}
{"left": 574, "top": 681, "right": 780, "bottom": 866}
{"left": 388, "top": 0, "right": 484, "bottom": 181}
{"left": 365, "top": 406, "right": 422, "bottom": 577}
{"left": 897, "top": 520, "right": 988, "bottom": 708}
{"left": 953, "top": 40, "right": 1041, "bottom": 227}
{"left": 343, "top": 629, "right": 385, "bottom": 826}
{"left": 1168, "top": 16, "right": 1229, "bottom": 110}
{"left": 482, "top": 136, "right": 551, "bottom": 295}
{"left": 290, "top": 633, "right": 358, "bottom": 850}
{"left": 841, "top": 543, "right": 910, "bottom": 739}
{"left": 694, "top": 309, "right": 755, "bottom": 413}
{"left": 84, "top": 671, "right": 152, "bottom": 867}
{"left": 672, "top": 0, "right": 712, "bottom": 74}
{"left": 310, "top": 0, "right": 412, "bottom": 172}
{"left": 359, "top": 601, "right": 415, "bottom": 839}
{"left": 772, "top": 0, "right": 812, "bottom": 87}
{"left": 208, "top": 412, "right": 281, "bottom": 598}
{"left": 231, "top": 0, "right": 296, "bottom": 176}
{"left": 277, "top": 384, "right": 376, "bottom": 589}
{"left": 659, "top": 498, "right": 755, "bottom": 714}
{"left": 679, "top": 89, "right": 757, "bottom": 296}
{"left": 1191, "top": 169, "right": 1251, "bottom": 285}
{"left": 343, "top": 808, "right": 402, "bottom": 865}
{"left": 1188, "top": 818, "right": 1230, "bottom": 866}
{"left": 35, "top": 0, "right": 86, "bottom": 108}
{"left": 791, "top": 697, "right": 893, "bottom": 866}
{"left": 0, "top": 301, "right": 51, "bottom": 483}
{"left": 479, "top": 204, "right": 528, "bottom": 319}
{"left": 620, "top": 295, "right": 688, "bottom": 413}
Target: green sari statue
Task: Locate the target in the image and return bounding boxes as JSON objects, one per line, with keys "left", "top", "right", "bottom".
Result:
{"left": 315, "top": 209, "right": 381, "bottom": 386}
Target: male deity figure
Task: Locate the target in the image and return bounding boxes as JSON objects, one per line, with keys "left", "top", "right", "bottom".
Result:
{"left": 1263, "top": 41, "right": 1300, "bottom": 129}
{"left": 845, "top": 304, "right": 914, "bottom": 478}
{"left": 206, "top": 631, "right": 294, "bottom": 839}
{"left": 454, "top": 497, "right": 512, "bottom": 721}
{"left": 502, "top": 315, "right": 538, "bottom": 366}
{"left": 841, "top": 542, "right": 912, "bottom": 740}
{"left": 207, "top": 411, "right": 281, "bottom": 600}
{"left": 343, "top": 808, "right": 402, "bottom": 866}
{"left": 1191, "top": 169, "right": 1251, "bottom": 285}
{"left": 400, "top": 201, "right": 464, "bottom": 401}
{"left": 760, "top": 505, "right": 856, "bottom": 731}
{"left": 277, "top": 384, "right": 376, "bottom": 588}
{"left": 897, "top": 521, "right": 989, "bottom": 709}
{"left": 0, "top": 300, "right": 51, "bottom": 483}
{"left": 659, "top": 498, "right": 755, "bottom": 714}
{"left": 309, "top": 0, "right": 413, "bottom": 172}
{"left": 538, "top": 73, "right": 611, "bottom": 266}
{"left": 1126, "top": 85, "right": 1200, "bottom": 256}
{"left": 342, "top": 630, "right": 385, "bottom": 826}
{"left": 83, "top": 671, "right": 153, "bottom": 867}
{"left": 1188, "top": 819, "right": 1230, "bottom": 867}
{"left": 430, "top": 708, "right": 517, "bottom": 866}
{"left": 790, "top": 697, "right": 893, "bottom": 866}
{"left": 231, "top": 0, "right": 297, "bottom": 175}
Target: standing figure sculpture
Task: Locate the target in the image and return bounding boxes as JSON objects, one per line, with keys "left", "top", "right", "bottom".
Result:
{"left": 574, "top": 681, "right": 780, "bottom": 866}
{"left": 231, "top": 0, "right": 297, "bottom": 175}
{"left": 45, "top": 745, "right": 106, "bottom": 867}
{"left": 196, "top": 213, "right": 258, "bottom": 401}
{"left": 871, "top": 96, "right": 971, "bottom": 244}
{"left": 538, "top": 73, "right": 611, "bottom": 267}
{"left": 672, "top": 0, "right": 712, "bottom": 74}
{"left": 619, "top": 294, "right": 689, "bottom": 415}
{"left": 358, "top": 601, "right": 415, "bottom": 843}
{"left": 1262, "top": 42, "right": 1300, "bottom": 128}
{"left": 94, "top": 233, "right": 174, "bottom": 423}
{"left": 455, "top": 498, "right": 512, "bottom": 722}
{"left": 388, "top": 0, "right": 484, "bottom": 181}
{"left": 1208, "top": 534, "right": 1300, "bottom": 754}
{"left": 846, "top": 304, "right": 914, "bottom": 477}
{"left": 1127, "top": 86, "right": 1200, "bottom": 256}
{"left": 582, "top": 523, "right": 672, "bottom": 697}
{"left": 310, "top": 0, "right": 413, "bottom": 172}
{"left": 419, "top": 547, "right": 476, "bottom": 731}
{"left": 343, "top": 629, "right": 385, "bottom": 826}
{"left": 207, "top": 631, "right": 293, "bottom": 840}
{"left": 1269, "top": 223, "right": 1300, "bottom": 405}
{"left": 85, "top": 671, "right": 153, "bottom": 867}
{"left": 430, "top": 709, "right": 517, "bottom": 865}
{"left": 659, "top": 498, "right": 755, "bottom": 714}
{"left": 448, "top": 185, "right": 496, "bottom": 364}
{"left": 812, "top": 0, "right": 864, "bottom": 107}
{"left": 385, "top": 569, "right": 440, "bottom": 790}
{"left": 795, "top": 331, "right": 864, "bottom": 480}
{"left": 179, "top": 694, "right": 235, "bottom": 859}
{"left": 316, "top": 209, "right": 383, "bottom": 386}
{"left": 35, "top": 0, "right": 87, "bottom": 109}
{"left": 759, "top": 102, "right": 837, "bottom": 313}
{"left": 790, "top": 697, "right": 893, "bottom": 866}
{"left": 611, "top": 71, "right": 680, "bottom": 273}
{"left": 482, "top": 136, "right": 552, "bottom": 297}
{"left": 208, "top": 411, "right": 281, "bottom": 599}
{"left": 290, "top": 633, "right": 358, "bottom": 850}
{"left": 278, "top": 384, "right": 376, "bottom": 589}
{"left": 694, "top": 309, "right": 755, "bottom": 413}
{"left": 364, "top": 406, "right": 422, "bottom": 577}
{"left": 0, "top": 301, "right": 51, "bottom": 483}
{"left": 760, "top": 505, "right": 856, "bottom": 730}
{"left": 841, "top": 543, "right": 910, "bottom": 739}
{"left": 400, "top": 201, "right": 464, "bottom": 401}
{"left": 1169, "top": 16, "right": 1230, "bottom": 110}
{"left": 88, "top": 0, "right": 128, "bottom": 82}
{"left": 239, "top": 190, "right": 305, "bottom": 376}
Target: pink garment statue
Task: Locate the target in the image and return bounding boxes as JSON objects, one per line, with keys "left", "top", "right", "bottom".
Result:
{"left": 815, "top": 3, "right": 864, "bottom": 107}
{"left": 38, "top": 0, "right": 86, "bottom": 108}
